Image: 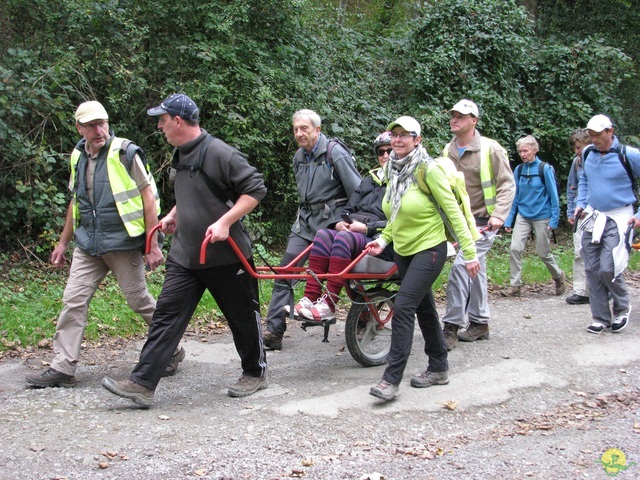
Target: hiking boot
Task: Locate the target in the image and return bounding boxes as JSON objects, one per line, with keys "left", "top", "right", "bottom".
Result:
{"left": 410, "top": 370, "right": 449, "bottom": 388}
{"left": 263, "top": 331, "right": 283, "bottom": 351}
{"left": 457, "top": 322, "right": 490, "bottom": 342}
{"left": 586, "top": 321, "right": 610, "bottom": 334}
{"left": 228, "top": 373, "right": 268, "bottom": 397}
{"left": 162, "top": 346, "right": 186, "bottom": 377}
{"left": 26, "top": 368, "right": 77, "bottom": 388}
{"left": 566, "top": 294, "right": 590, "bottom": 305}
{"left": 612, "top": 306, "right": 632, "bottom": 333}
{"left": 283, "top": 296, "right": 314, "bottom": 317}
{"left": 300, "top": 295, "right": 335, "bottom": 322}
{"left": 443, "top": 323, "right": 459, "bottom": 351}
{"left": 369, "top": 380, "right": 399, "bottom": 402}
{"left": 102, "top": 377, "right": 154, "bottom": 407}
{"left": 502, "top": 286, "right": 521, "bottom": 297}
{"left": 554, "top": 272, "right": 567, "bottom": 296}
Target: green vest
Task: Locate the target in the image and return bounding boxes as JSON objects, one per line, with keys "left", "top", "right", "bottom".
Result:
{"left": 442, "top": 136, "right": 501, "bottom": 215}
{"left": 70, "top": 137, "right": 160, "bottom": 238}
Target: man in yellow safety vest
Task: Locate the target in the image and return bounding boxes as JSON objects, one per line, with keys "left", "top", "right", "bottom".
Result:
{"left": 440, "top": 99, "right": 515, "bottom": 349}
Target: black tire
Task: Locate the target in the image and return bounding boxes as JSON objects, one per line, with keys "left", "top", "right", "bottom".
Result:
{"left": 345, "top": 289, "right": 394, "bottom": 367}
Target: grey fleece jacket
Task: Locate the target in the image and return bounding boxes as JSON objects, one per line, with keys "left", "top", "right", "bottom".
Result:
{"left": 169, "top": 129, "right": 266, "bottom": 269}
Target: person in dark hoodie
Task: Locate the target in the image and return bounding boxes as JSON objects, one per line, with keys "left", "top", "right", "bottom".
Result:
{"left": 102, "top": 94, "right": 267, "bottom": 406}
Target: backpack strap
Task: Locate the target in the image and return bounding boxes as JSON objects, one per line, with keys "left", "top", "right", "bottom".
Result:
{"left": 538, "top": 161, "right": 547, "bottom": 190}
{"left": 584, "top": 144, "right": 636, "bottom": 195}
{"left": 119, "top": 139, "right": 147, "bottom": 172}
{"left": 171, "top": 134, "right": 234, "bottom": 209}
{"left": 515, "top": 162, "right": 547, "bottom": 189}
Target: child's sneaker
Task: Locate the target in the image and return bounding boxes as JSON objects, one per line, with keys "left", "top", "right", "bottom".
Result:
{"left": 300, "top": 296, "right": 335, "bottom": 322}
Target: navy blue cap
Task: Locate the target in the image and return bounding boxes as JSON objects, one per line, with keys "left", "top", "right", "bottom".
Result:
{"left": 147, "top": 94, "right": 199, "bottom": 121}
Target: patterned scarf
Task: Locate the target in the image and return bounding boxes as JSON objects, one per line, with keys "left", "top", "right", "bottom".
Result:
{"left": 384, "top": 144, "right": 431, "bottom": 222}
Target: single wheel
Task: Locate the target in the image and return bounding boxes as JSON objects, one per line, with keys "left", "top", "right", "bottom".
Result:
{"left": 345, "top": 289, "right": 394, "bottom": 367}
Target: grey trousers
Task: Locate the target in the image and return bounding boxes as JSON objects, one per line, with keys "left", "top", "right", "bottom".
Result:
{"left": 582, "top": 218, "right": 629, "bottom": 325}
{"left": 265, "top": 233, "right": 312, "bottom": 336}
{"left": 509, "top": 215, "right": 563, "bottom": 287}
{"left": 442, "top": 230, "right": 497, "bottom": 327}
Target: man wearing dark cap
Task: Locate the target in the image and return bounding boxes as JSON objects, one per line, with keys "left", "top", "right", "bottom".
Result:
{"left": 26, "top": 100, "right": 171, "bottom": 388}
{"left": 103, "top": 94, "right": 268, "bottom": 406}
{"left": 440, "top": 99, "right": 515, "bottom": 349}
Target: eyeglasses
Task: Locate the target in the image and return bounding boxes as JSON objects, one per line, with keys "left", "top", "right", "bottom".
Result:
{"left": 377, "top": 148, "right": 393, "bottom": 157}
{"left": 79, "top": 120, "right": 107, "bottom": 129}
{"left": 450, "top": 113, "right": 471, "bottom": 120}
{"left": 389, "top": 132, "right": 417, "bottom": 139}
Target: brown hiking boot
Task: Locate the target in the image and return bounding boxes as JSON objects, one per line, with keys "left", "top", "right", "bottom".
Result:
{"left": 410, "top": 370, "right": 449, "bottom": 388}
{"left": 26, "top": 368, "right": 77, "bottom": 388}
{"left": 554, "top": 272, "right": 567, "bottom": 296}
{"left": 457, "top": 322, "right": 490, "bottom": 342}
{"left": 501, "top": 286, "right": 521, "bottom": 297}
{"left": 162, "top": 346, "right": 186, "bottom": 377}
{"left": 442, "top": 323, "right": 459, "bottom": 351}
{"left": 228, "top": 374, "right": 268, "bottom": 397}
{"left": 102, "top": 377, "right": 154, "bottom": 407}
{"left": 263, "top": 331, "right": 283, "bottom": 351}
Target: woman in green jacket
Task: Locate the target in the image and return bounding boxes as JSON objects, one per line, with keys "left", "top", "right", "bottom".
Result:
{"left": 366, "top": 116, "right": 480, "bottom": 402}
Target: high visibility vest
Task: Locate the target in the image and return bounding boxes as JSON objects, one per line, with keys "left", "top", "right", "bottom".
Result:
{"left": 442, "top": 136, "right": 502, "bottom": 215}
{"left": 70, "top": 137, "right": 160, "bottom": 237}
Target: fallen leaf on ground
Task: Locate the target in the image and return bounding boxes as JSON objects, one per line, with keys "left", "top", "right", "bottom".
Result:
{"left": 438, "top": 400, "right": 458, "bottom": 410}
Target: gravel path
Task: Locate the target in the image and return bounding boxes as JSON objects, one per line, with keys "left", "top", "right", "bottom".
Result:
{"left": 1, "top": 282, "right": 640, "bottom": 479}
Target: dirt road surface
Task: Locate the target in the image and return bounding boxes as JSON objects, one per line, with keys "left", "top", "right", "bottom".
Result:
{"left": 1, "top": 282, "right": 639, "bottom": 479}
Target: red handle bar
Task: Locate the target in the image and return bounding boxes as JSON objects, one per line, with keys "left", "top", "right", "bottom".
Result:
{"left": 145, "top": 223, "right": 164, "bottom": 254}
{"left": 200, "top": 232, "right": 214, "bottom": 264}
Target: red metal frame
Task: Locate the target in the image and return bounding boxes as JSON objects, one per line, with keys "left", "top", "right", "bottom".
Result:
{"left": 146, "top": 225, "right": 397, "bottom": 281}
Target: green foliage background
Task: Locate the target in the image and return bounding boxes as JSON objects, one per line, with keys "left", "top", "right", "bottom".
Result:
{"left": 0, "top": 0, "right": 637, "bottom": 253}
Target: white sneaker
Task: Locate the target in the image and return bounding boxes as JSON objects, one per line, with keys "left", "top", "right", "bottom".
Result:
{"left": 587, "top": 321, "right": 610, "bottom": 334}
{"left": 283, "top": 296, "right": 314, "bottom": 317}
{"left": 612, "top": 305, "right": 632, "bottom": 333}
{"left": 300, "top": 295, "right": 335, "bottom": 322}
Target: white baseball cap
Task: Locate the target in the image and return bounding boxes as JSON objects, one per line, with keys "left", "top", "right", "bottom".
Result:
{"left": 449, "top": 99, "right": 479, "bottom": 117}
{"left": 387, "top": 116, "right": 421, "bottom": 136}
{"left": 586, "top": 114, "right": 613, "bottom": 133}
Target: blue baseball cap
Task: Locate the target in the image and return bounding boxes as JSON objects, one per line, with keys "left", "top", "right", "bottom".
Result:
{"left": 147, "top": 94, "right": 199, "bottom": 121}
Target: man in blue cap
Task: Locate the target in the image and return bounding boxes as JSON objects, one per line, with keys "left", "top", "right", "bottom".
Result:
{"left": 102, "top": 94, "right": 268, "bottom": 406}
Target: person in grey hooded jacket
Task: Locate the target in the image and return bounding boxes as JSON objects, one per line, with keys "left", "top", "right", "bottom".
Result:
{"left": 263, "top": 109, "right": 362, "bottom": 350}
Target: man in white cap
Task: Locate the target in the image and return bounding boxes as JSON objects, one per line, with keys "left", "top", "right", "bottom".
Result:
{"left": 25, "top": 100, "right": 180, "bottom": 388}
{"left": 440, "top": 99, "right": 515, "bottom": 350}
{"left": 575, "top": 114, "right": 640, "bottom": 334}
